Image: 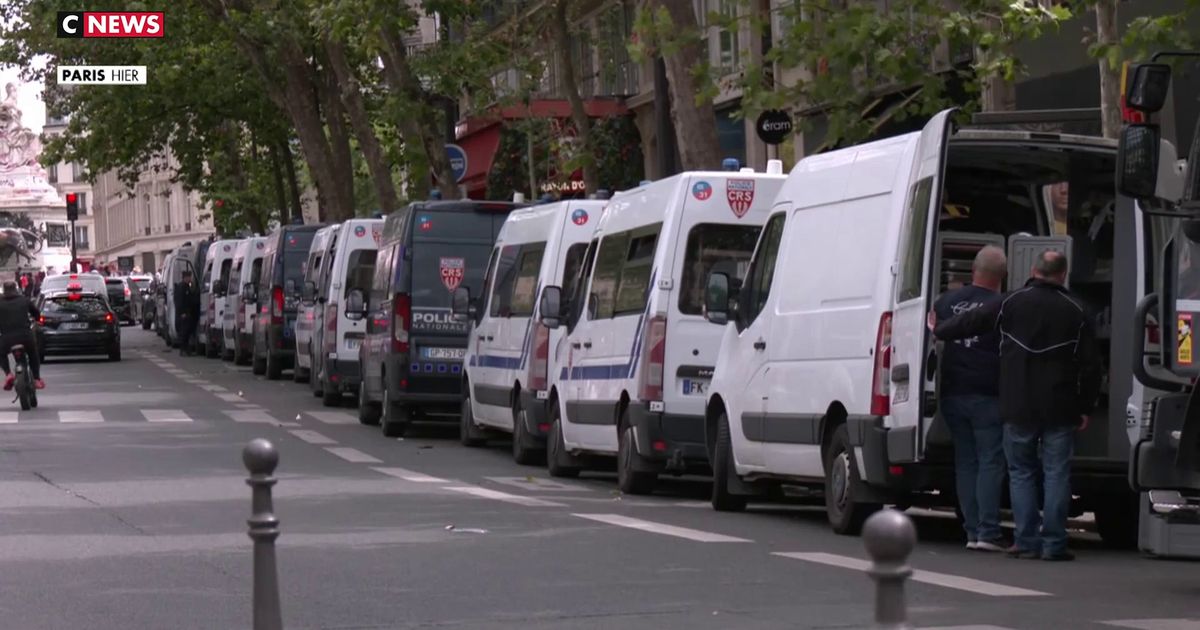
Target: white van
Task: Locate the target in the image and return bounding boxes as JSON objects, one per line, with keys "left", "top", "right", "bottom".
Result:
{"left": 163, "top": 243, "right": 197, "bottom": 347}
{"left": 295, "top": 225, "right": 340, "bottom": 384}
{"left": 703, "top": 110, "right": 1155, "bottom": 542}
{"left": 223, "top": 237, "right": 267, "bottom": 364}
{"left": 538, "top": 166, "right": 786, "bottom": 494}
{"left": 199, "top": 239, "right": 242, "bottom": 358}
{"left": 309, "top": 218, "right": 382, "bottom": 406}
{"left": 457, "top": 199, "right": 607, "bottom": 464}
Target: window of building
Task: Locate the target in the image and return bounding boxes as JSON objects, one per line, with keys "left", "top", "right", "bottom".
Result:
{"left": 715, "top": 106, "right": 747, "bottom": 165}
{"left": 46, "top": 223, "right": 70, "bottom": 247}
{"left": 47, "top": 164, "right": 57, "bottom": 184}
{"left": 74, "top": 225, "right": 90, "bottom": 249}
{"left": 708, "top": 0, "right": 740, "bottom": 73}
{"left": 71, "top": 162, "right": 85, "bottom": 181}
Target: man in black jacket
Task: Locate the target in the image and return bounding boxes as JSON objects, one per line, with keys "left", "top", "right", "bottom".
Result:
{"left": 0, "top": 281, "right": 43, "bottom": 390}
{"left": 174, "top": 270, "right": 200, "bottom": 356}
{"left": 933, "top": 251, "right": 1102, "bottom": 561}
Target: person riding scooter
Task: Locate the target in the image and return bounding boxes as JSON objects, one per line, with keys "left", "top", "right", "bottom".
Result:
{"left": 0, "top": 281, "right": 43, "bottom": 390}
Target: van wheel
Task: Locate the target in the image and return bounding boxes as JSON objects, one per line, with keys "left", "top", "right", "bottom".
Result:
{"left": 380, "top": 387, "right": 409, "bottom": 438}
{"left": 512, "top": 404, "right": 544, "bottom": 466}
{"left": 206, "top": 338, "right": 219, "bottom": 359}
{"left": 547, "top": 408, "right": 580, "bottom": 478}
{"left": 310, "top": 352, "right": 324, "bottom": 397}
{"left": 265, "top": 351, "right": 282, "bottom": 380}
{"left": 1095, "top": 491, "right": 1139, "bottom": 549}
{"left": 321, "top": 377, "right": 341, "bottom": 407}
{"left": 711, "top": 413, "right": 747, "bottom": 512}
{"left": 142, "top": 318, "right": 151, "bottom": 331}
{"left": 357, "top": 382, "right": 380, "bottom": 426}
{"left": 824, "top": 424, "right": 880, "bottom": 536}
{"left": 617, "top": 424, "right": 657, "bottom": 496}
{"left": 251, "top": 348, "right": 266, "bottom": 375}
{"left": 460, "top": 394, "right": 487, "bottom": 447}
{"left": 108, "top": 345, "right": 122, "bottom": 362}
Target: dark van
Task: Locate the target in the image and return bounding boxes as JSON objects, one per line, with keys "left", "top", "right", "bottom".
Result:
{"left": 350, "top": 200, "right": 521, "bottom": 437}
{"left": 252, "top": 224, "right": 323, "bottom": 379}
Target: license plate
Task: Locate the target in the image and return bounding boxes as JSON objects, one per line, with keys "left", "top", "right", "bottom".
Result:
{"left": 422, "top": 347, "right": 465, "bottom": 360}
{"left": 61, "top": 322, "right": 88, "bottom": 331}
{"left": 344, "top": 338, "right": 362, "bottom": 351}
{"left": 682, "top": 379, "right": 708, "bottom": 396}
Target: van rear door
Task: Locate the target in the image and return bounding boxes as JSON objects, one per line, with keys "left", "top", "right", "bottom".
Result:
{"left": 889, "top": 109, "right": 954, "bottom": 462}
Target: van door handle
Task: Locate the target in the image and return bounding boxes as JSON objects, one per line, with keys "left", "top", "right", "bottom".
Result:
{"left": 477, "top": 335, "right": 487, "bottom": 342}
{"left": 485, "top": 336, "right": 494, "bottom": 342}
{"left": 753, "top": 339, "right": 766, "bottom": 351}
{"left": 583, "top": 341, "right": 592, "bottom": 349}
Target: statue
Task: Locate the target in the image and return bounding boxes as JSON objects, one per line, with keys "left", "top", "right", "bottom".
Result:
{"left": 0, "top": 82, "right": 43, "bottom": 174}
{"left": 0, "top": 212, "right": 43, "bottom": 268}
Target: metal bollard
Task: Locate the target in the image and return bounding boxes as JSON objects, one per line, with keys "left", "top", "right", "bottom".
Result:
{"left": 243, "top": 439, "right": 283, "bottom": 630}
{"left": 862, "top": 509, "right": 917, "bottom": 630}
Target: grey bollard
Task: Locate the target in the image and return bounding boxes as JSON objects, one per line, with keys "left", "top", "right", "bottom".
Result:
{"left": 862, "top": 509, "right": 917, "bottom": 630}
{"left": 244, "top": 439, "right": 283, "bottom": 630}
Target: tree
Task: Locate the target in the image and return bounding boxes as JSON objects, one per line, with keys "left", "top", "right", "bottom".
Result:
{"left": 550, "top": 0, "right": 600, "bottom": 195}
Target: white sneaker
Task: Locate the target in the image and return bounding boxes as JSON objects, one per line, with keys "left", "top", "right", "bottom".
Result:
{"left": 974, "top": 540, "right": 1007, "bottom": 552}
{"left": 966, "top": 541, "right": 979, "bottom": 550}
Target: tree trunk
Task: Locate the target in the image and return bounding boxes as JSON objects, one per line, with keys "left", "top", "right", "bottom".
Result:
{"left": 316, "top": 53, "right": 357, "bottom": 221}
{"left": 646, "top": 0, "right": 721, "bottom": 170}
{"left": 268, "top": 143, "right": 289, "bottom": 229}
{"left": 378, "top": 26, "right": 460, "bottom": 199}
{"left": 281, "top": 140, "right": 305, "bottom": 224}
{"left": 1095, "top": 0, "right": 1122, "bottom": 139}
{"left": 551, "top": 0, "right": 598, "bottom": 195}
{"left": 325, "top": 38, "right": 399, "bottom": 216}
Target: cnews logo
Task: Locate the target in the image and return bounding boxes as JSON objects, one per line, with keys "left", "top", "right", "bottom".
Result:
{"left": 57, "top": 12, "right": 164, "bottom": 38}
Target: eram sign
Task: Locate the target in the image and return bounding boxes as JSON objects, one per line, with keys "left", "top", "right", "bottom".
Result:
{"left": 445, "top": 145, "right": 468, "bottom": 183}
{"left": 755, "top": 110, "right": 793, "bottom": 145}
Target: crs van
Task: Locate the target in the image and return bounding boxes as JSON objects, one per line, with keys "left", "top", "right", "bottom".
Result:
{"left": 223, "top": 237, "right": 267, "bottom": 364}
{"left": 350, "top": 200, "right": 521, "bottom": 437}
{"left": 199, "top": 239, "right": 242, "bottom": 358}
{"left": 457, "top": 199, "right": 607, "bottom": 464}
{"left": 295, "top": 225, "right": 340, "bottom": 384}
{"left": 310, "top": 218, "right": 382, "bottom": 406}
{"left": 538, "top": 166, "right": 786, "bottom": 494}
{"left": 252, "top": 224, "right": 323, "bottom": 379}
{"left": 703, "top": 110, "right": 1154, "bottom": 543}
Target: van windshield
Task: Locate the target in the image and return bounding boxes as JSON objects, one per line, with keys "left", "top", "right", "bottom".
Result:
{"left": 283, "top": 232, "right": 317, "bottom": 288}
{"left": 344, "top": 249, "right": 376, "bottom": 299}
{"left": 411, "top": 244, "right": 492, "bottom": 310}
{"left": 678, "top": 224, "right": 761, "bottom": 315}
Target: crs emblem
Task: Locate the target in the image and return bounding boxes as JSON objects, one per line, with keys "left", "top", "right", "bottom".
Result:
{"left": 571, "top": 208, "right": 589, "bottom": 225}
{"left": 371, "top": 227, "right": 382, "bottom": 245}
{"left": 354, "top": 225, "right": 366, "bottom": 238}
{"left": 439, "top": 257, "right": 465, "bottom": 292}
{"left": 726, "top": 178, "right": 755, "bottom": 218}
{"left": 255, "top": 242, "right": 265, "bottom": 250}
{"left": 692, "top": 180, "right": 713, "bottom": 201}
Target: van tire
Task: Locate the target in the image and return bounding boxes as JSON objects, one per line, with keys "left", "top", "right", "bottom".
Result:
{"left": 617, "top": 424, "right": 657, "bottom": 496}
{"left": 460, "top": 394, "right": 487, "bottom": 447}
{"left": 141, "top": 317, "right": 152, "bottom": 331}
{"left": 321, "top": 378, "right": 341, "bottom": 407}
{"left": 357, "top": 382, "right": 380, "bottom": 426}
{"left": 310, "top": 351, "right": 324, "bottom": 397}
{"left": 711, "top": 413, "right": 748, "bottom": 512}
{"left": 265, "top": 351, "right": 282, "bottom": 380}
{"left": 546, "top": 408, "right": 580, "bottom": 478}
{"left": 206, "top": 338, "right": 219, "bottom": 359}
{"left": 824, "top": 424, "right": 879, "bottom": 536}
{"left": 1095, "top": 491, "right": 1139, "bottom": 549}
{"left": 252, "top": 352, "right": 266, "bottom": 375}
{"left": 380, "top": 388, "right": 409, "bottom": 438}
{"left": 512, "top": 405, "right": 543, "bottom": 466}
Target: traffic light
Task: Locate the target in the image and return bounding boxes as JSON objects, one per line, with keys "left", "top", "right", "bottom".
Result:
{"left": 66, "top": 193, "right": 79, "bottom": 221}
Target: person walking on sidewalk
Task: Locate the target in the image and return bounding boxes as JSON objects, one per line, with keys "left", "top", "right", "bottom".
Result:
{"left": 927, "top": 245, "right": 1008, "bottom": 552}
{"left": 932, "top": 251, "right": 1102, "bottom": 561}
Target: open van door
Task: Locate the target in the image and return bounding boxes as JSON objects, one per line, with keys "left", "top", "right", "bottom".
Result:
{"left": 888, "top": 109, "right": 954, "bottom": 463}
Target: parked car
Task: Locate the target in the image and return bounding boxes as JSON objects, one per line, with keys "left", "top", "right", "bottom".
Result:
{"left": 251, "top": 224, "right": 324, "bottom": 379}
{"left": 36, "top": 286, "right": 121, "bottom": 361}
{"left": 224, "top": 237, "right": 268, "bottom": 364}
{"left": 350, "top": 199, "right": 522, "bottom": 437}
{"left": 456, "top": 199, "right": 607, "bottom": 464}
{"left": 128, "top": 274, "right": 153, "bottom": 328}
{"left": 199, "top": 239, "right": 242, "bottom": 358}
{"left": 104, "top": 277, "right": 135, "bottom": 324}
{"left": 39, "top": 273, "right": 107, "bottom": 302}
{"left": 295, "top": 225, "right": 341, "bottom": 384}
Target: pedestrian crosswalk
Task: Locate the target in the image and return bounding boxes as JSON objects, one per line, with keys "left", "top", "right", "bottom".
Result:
{"left": 0, "top": 407, "right": 370, "bottom": 426}
{"left": 922, "top": 621, "right": 1200, "bottom": 630}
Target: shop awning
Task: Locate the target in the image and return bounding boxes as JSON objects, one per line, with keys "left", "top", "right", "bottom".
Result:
{"left": 456, "top": 124, "right": 502, "bottom": 196}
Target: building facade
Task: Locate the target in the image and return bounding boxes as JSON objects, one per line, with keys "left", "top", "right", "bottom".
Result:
{"left": 40, "top": 114, "right": 96, "bottom": 271}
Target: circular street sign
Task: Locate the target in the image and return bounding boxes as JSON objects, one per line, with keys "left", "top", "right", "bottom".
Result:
{"left": 445, "top": 144, "right": 468, "bottom": 183}
{"left": 756, "top": 110, "right": 793, "bottom": 145}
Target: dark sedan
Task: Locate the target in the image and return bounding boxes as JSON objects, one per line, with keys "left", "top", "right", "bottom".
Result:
{"left": 105, "top": 277, "right": 135, "bottom": 324}
{"left": 36, "top": 292, "right": 121, "bottom": 361}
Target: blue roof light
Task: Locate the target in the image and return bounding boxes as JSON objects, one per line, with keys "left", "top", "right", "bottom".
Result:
{"left": 722, "top": 158, "right": 740, "bottom": 171}
{"left": 429, "top": 190, "right": 443, "bottom": 200}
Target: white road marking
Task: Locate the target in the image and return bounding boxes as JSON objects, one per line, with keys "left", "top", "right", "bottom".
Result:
{"left": 573, "top": 513, "right": 750, "bottom": 542}
{"left": 306, "top": 411, "right": 358, "bottom": 425}
{"left": 1102, "top": 621, "right": 1200, "bottom": 630}
{"left": 142, "top": 409, "right": 192, "bottom": 423}
{"left": 446, "top": 486, "right": 566, "bottom": 507}
{"left": 199, "top": 384, "right": 228, "bottom": 393}
{"left": 772, "top": 552, "right": 1049, "bottom": 597}
{"left": 217, "top": 393, "right": 245, "bottom": 403}
{"left": 485, "top": 476, "right": 590, "bottom": 492}
{"left": 372, "top": 467, "right": 449, "bottom": 483}
{"left": 59, "top": 410, "right": 103, "bottom": 423}
{"left": 225, "top": 410, "right": 276, "bottom": 424}
{"left": 919, "top": 626, "right": 1017, "bottom": 629}
{"left": 325, "top": 447, "right": 382, "bottom": 463}
{"left": 290, "top": 429, "right": 336, "bottom": 445}
{"left": 0, "top": 412, "right": 18, "bottom": 423}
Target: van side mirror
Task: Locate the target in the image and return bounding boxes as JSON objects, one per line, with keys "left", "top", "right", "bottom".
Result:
{"left": 345, "top": 289, "right": 367, "bottom": 320}
{"left": 1117, "top": 124, "right": 1161, "bottom": 199}
{"left": 243, "top": 283, "right": 257, "bottom": 302}
{"left": 539, "top": 286, "right": 563, "bottom": 329}
{"left": 451, "top": 286, "right": 475, "bottom": 322}
{"left": 705, "top": 272, "right": 731, "bottom": 325}
{"left": 1126, "top": 63, "right": 1171, "bottom": 114}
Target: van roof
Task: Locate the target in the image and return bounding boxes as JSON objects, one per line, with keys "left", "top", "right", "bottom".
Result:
{"left": 952, "top": 128, "right": 1117, "bottom": 149}
{"left": 402, "top": 200, "right": 524, "bottom": 213}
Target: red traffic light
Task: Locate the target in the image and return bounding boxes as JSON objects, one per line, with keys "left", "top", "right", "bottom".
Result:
{"left": 66, "top": 193, "right": 77, "bottom": 203}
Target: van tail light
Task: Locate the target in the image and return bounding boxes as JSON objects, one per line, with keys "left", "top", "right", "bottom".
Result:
{"left": 637, "top": 315, "right": 668, "bottom": 402}
{"left": 105, "top": 312, "right": 114, "bottom": 324}
{"left": 124, "top": 286, "right": 131, "bottom": 297}
{"left": 271, "top": 286, "right": 284, "bottom": 325}
{"left": 392, "top": 293, "right": 411, "bottom": 354}
{"left": 870, "top": 311, "right": 893, "bottom": 416}
{"left": 528, "top": 321, "right": 550, "bottom": 391}
{"left": 38, "top": 315, "right": 45, "bottom": 326}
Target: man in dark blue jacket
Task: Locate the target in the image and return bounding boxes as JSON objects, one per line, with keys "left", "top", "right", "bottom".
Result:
{"left": 930, "top": 245, "right": 1007, "bottom": 552}
{"left": 934, "top": 250, "right": 1102, "bottom": 561}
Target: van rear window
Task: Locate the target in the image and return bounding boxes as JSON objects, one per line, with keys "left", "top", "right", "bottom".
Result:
{"left": 678, "top": 224, "right": 761, "bottom": 315}
{"left": 412, "top": 243, "right": 492, "bottom": 311}
{"left": 343, "top": 249, "right": 376, "bottom": 299}
{"left": 412, "top": 211, "right": 503, "bottom": 242}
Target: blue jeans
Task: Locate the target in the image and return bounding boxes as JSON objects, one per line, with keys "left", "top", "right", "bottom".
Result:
{"left": 1004, "top": 423, "right": 1075, "bottom": 556}
{"left": 941, "top": 395, "right": 1005, "bottom": 543}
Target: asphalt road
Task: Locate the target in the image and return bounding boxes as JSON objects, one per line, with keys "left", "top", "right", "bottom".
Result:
{"left": 1, "top": 328, "right": 1197, "bottom": 630}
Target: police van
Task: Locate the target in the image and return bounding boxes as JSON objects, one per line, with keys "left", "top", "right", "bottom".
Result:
{"left": 704, "top": 109, "right": 1163, "bottom": 541}
{"left": 456, "top": 199, "right": 608, "bottom": 464}
{"left": 295, "top": 225, "right": 340, "bottom": 384}
{"left": 538, "top": 165, "right": 786, "bottom": 494}
{"left": 223, "top": 236, "right": 267, "bottom": 364}
{"left": 163, "top": 242, "right": 198, "bottom": 348}
{"left": 348, "top": 200, "right": 521, "bottom": 437}
{"left": 309, "top": 218, "right": 382, "bottom": 406}
{"left": 199, "top": 239, "right": 242, "bottom": 358}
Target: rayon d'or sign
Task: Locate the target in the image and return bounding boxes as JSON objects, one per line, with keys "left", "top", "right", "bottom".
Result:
{"left": 439, "top": 257, "right": 465, "bottom": 292}
{"left": 726, "top": 179, "right": 755, "bottom": 218}
{"left": 57, "top": 12, "right": 164, "bottom": 38}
